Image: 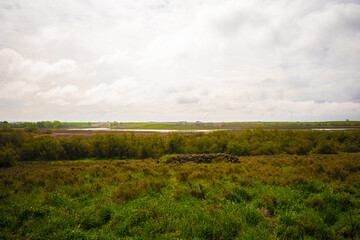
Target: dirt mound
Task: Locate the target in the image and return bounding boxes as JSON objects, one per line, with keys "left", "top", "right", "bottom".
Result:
{"left": 163, "top": 153, "right": 239, "bottom": 163}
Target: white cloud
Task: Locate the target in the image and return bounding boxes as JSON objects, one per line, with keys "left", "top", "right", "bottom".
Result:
{"left": 0, "top": 0, "right": 359, "bottom": 121}
{"left": 0, "top": 48, "right": 78, "bottom": 83}
{"left": 77, "top": 78, "right": 139, "bottom": 106}
{"left": 36, "top": 85, "right": 79, "bottom": 102}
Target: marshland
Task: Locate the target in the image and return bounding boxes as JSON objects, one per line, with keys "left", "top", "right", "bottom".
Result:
{"left": 0, "top": 122, "right": 359, "bottom": 239}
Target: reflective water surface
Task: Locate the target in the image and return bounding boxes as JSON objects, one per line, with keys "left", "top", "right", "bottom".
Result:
{"left": 68, "top": 128, "right": 222, "bottom": 132}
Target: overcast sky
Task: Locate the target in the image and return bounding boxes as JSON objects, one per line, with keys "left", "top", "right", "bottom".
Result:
{"left": 1, "top": 0, "right": 360, "bottom": 122}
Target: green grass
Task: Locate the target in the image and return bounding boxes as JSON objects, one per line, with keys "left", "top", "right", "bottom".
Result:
{"left": 65, "top": 122, "right": 100, "bottom": 126}
{"left": 112, "top": 121, "right": 360, "bottom": 130}
{"left": 116, "top": 122, "right": 188, "bottom": 129}
{"left": 65, "top": 122, "right": 90, "bottom": 126}
{"left": 1, "top": 154, "right": 359, "bottom": 239}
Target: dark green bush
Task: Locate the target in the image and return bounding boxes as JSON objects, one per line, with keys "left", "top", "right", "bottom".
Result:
{"left": 226, "top": 141, "right": 251, "bottom": 156}
{"left": 0, "top": 147, "right": 18, "bottom": 167}
{"left": 24, "top": 126, "right": 39, "bottom": 133}
{"left": 252, "top": 141, "right": 279, "bottom": 155}
{"left": 1, "top": 128, "right": 360, "bottom": 162}
{"left": 314, "top": 140, "right": 337, "bottom": 154}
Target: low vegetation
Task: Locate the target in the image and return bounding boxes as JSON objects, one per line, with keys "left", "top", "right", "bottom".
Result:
{"left": 1, "top": 128, "right": 360, "bottom": 167}
{"left": 0, "top": 154, "right": 359, "bottom": 239}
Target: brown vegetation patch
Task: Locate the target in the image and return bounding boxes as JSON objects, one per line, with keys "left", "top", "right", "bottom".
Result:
{"left": 165, "top": 153, "right": 240, "bottom": 163}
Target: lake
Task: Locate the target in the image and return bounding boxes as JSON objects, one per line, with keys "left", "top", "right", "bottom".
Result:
{"left": 67, "top": 127, "right": 356, "bottom": 132}
{"left": 68, "top": 128, "right": 222, "bottom": 133}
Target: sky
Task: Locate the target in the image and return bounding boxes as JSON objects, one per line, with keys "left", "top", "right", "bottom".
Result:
{"left": 0, "top": 0, "right": 360, "bottom": 122}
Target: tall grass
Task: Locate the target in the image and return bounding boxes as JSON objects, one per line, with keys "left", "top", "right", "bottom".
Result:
{"left": 0, "top": 154, "right": 359, "bottom": 239}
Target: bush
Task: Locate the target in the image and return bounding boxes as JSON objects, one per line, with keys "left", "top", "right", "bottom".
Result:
{"left": 166, "top": 132, "right": 185, "bottom": 154}
{"left": 253, "top": 141, "right": 279, "bottom": 155}
{"left": 226, "top": 141, "right": 251, "bottom": 156}
{"left": 158, "top": 154, "right": 178, "bottom": 163}
{"left": 314, "top": 141, "right": 337, "bottom": 154}
{"left": 24, "top": 127, "right": 39, "bottom": 133}
{"left": 44, "top": 129, "right": 53, "bottom": 134}
{"left": 60, "top": 137, "right": 90, "bottom": 160}
{"left": 20, "top": 136, "right": 65, "bottom": 161}
{"left": 0, "top": 147, "right": 18, "bottom": 167}
{"left": 341, "top": 139, "right": 360, "bottom": 153}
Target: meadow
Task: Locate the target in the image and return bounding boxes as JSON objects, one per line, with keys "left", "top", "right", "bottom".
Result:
{"left": 0, "top": 154, "right": 359, "bottom": 239}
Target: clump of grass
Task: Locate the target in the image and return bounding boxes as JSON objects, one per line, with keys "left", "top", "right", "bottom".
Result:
{"left": 158, "top": 154, "right": 178, "bottom": 163}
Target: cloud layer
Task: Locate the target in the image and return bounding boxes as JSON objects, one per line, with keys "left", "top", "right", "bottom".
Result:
{"left": 1, "top": 0, "right": 359, "bottom": 121}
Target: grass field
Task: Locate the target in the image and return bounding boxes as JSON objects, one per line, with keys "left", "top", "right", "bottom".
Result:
{"left": 65, "top": 122, "right": 99, "bottom": 126}
{"left": 112, "top": 122, "right": 188, "bottom": 129}
{"left": 106, "top": 121, "right": 360, "bottom": 131}
{"left": 1, "top": 154, "right": 359, "bottom": 239}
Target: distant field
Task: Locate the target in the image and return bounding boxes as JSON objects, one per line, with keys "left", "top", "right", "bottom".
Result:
{"left": 65, "top": 122, "right": 99, "bottom": 126}
{"left": 109, "top": 121, "right": 360, "bottom": 130}
{"left": 113, "top": 122, "right": 184, "bottom": 128}
{"left": 1, "top": 154, "right": 359, "bottom": 239}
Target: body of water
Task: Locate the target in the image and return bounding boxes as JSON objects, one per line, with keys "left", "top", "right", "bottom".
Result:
{"left": 310, "top": 128, "right": 351, "bottom": 131}
{"left": 68, "top": 128, "right": 221, "bottom": 133}
{"left": 68, "top": 127, "right": 357, "bottom": 132}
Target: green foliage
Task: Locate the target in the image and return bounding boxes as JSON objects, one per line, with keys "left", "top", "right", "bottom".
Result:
{"left": 0, "top": 128, "right": 359, "bottom": 162}
{"left": 44, "top": 129, "right": 53, "bottom": 134}
{"left": 314, "top": 140, "right": 337, "bottom": 154}
{"left": 24, "top": 126, "right": 40, "bottom": 133}
{"left": 20, "top": 136, "right": 64, "bottom": 161}
{"left": 59, "top": 137, "right": 90, "bottom": 160}
{"left": 0, "top": 154, "right": 359, "bottom": 239}
{"left": 158, "top": 154, "right": 178, "bottom": 163}
{"left": 166, "top": 132, "right": 185, "bottom": 154}
{"left": 10, "top": 120, "right": 66, "bottom": 129}
{"left": 0, "top": 146, "right": 18, "bottom": 167}
{"left": 252, "top": 141, "right": 279, "bottom": 155}
{"left": 226, "top": 140, "right": 251, "bottom": 156}
{"left": 229, "top": 187, "right": 253, "bottom": 202}
{"left": 0, "top": 123, "right": 12, "bottom": 132}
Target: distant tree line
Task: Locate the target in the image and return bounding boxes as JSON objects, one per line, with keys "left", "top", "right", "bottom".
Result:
{"left": 1, "top": 121, "right": 66, "bottom": 129}
{"left": 1, "top": 128, "right": 360, "bottom": 167}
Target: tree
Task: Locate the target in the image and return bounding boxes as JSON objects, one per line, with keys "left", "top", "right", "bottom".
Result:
{"left": 166, "top": 132, "right": 185, "bottom": 154}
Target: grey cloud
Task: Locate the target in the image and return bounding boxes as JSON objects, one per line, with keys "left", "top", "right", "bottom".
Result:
{"left": 176, "top": 97, "right": 199, "bottom": 105}
{"left": 0, "top": 0, "right": 359, "bottom": 121}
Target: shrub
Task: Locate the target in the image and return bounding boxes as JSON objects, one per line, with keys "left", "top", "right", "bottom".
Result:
{"left": 341, "top": 139, "right": 360, "bottom": 153}
{"left": 226, "top": 141, "right": 251, "bottom": 156}
{"left": 24, "top": 126, "right": 39, "bottom": 133}
{"left": 158, "top": 154, "right": 178, "bottom": 163}
{"left": 253, "top": 141, "right": 279, "bottom": 155}
{"left": 314, "top": 140, "right": 337, "bottom": 154}
{"left": 44, "top": 129, "right": 53, "bottom": 134}
{"left": 166, "top": 132, "right": 185, "bottom": 154}
{"left": 0, "top": 147, "right": 18, "bottom": 167}
{"left": 20, "top": 136, "right": 65, "bottom": 161}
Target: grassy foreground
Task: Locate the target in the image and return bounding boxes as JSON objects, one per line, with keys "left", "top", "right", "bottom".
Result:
{"left": 0, "top": 154, "right": 359, "bottom": 239}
